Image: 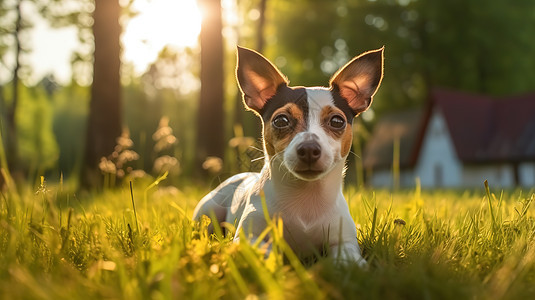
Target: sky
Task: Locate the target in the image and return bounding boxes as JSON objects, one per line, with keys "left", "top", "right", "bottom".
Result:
{"left": 121, "top": 0, "right": 201, "bottom": 74}
{"left": 23, "top": 0, "right": 202, "bottom": 85}
{"left": 27, "top": 11, "right": 79, "bottom": 84}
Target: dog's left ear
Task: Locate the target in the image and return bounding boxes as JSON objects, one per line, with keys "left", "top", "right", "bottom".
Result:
{"left": 236, "top": 46, "right": 288, "bottom": 114}
{"left": 330, "top": 47, "right": 384, "bottom": 115}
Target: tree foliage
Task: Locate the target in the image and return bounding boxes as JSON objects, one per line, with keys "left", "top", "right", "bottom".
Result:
{"left": 264, "top": 0, "right": 535, "bottom": 114}
{"left": 2, "top": 0, "right": 535, "bottom": 186}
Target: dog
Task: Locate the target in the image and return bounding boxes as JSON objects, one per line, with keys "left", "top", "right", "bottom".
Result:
{"left": 193, "top": 46, "right": 384, "bottom": 267}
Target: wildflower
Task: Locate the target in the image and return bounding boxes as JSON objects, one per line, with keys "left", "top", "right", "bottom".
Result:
{"left": 153, "top": 116, "right": 178, "bottom": 153}
{"left": 129, "top": 169, "right": 147, "bottom": 179}
{"left": 117, "top": 150, "right": 140, "bottom": 167}
{"left": 153, "top": 155, "right": 180, "bottom": 175}
{"left": 153, "top": 186, "right": 180, "bottom": 198}
{"left": 116, "top": 129, "right": 134, "bottom": 151}
{"left": 99, "top": 157, "right": 116, "bottom": 174}
{"left": 228, "top": 136, "right": 255, "bottom": 150}
{"left": 35, "top": 176, "right": 49, "bottom": 195}
{"left": 152, "top": 117, "right": 173, "bottom": 140}
{"left": 202, "top": 156, "right": 223, "bottom": 174}
{"left": 154, "top": 135, "right": 177, "bottom": 153}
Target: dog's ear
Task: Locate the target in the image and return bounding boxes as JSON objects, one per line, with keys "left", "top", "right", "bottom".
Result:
{"left": 330, "top": 47, "right": 384, "bottom": 115}
{"left": 236, "top": 46, "right": 288, "bottom": 113}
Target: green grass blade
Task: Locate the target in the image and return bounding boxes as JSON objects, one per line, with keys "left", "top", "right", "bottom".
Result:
{"left": 484, "top": 180, "right": 497, "bottom": 232}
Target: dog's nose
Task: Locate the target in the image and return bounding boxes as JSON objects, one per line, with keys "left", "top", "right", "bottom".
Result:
{"left": 296, "top": 141, "right": 321, "bottom": 164}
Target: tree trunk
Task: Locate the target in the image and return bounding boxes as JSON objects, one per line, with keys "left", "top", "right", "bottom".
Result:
{"left": 82, "top": 0, "right": 122, "bottom": 188}
{"left": 196, "top": 0, "right": 225, "bottom": 171}
{"left": 233, "top": 0, "right": 267, "bottom": 141}
{"left": 256, "top": 0, "right": 267, "bottom": 52}
{"left": 0, "top": 83, "right": 6, "bottom": 188}
{"left": 4, "top": 0, "right": 23, "bottom": 176}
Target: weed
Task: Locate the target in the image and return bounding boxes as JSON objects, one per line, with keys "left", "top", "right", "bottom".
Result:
{"left": 0, "top": 180, "right": 534, "bottom": 299}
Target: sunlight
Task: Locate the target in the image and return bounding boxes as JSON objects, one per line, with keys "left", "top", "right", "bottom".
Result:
{"left": 122, "top": 0, "right": 202, "bottom": 74}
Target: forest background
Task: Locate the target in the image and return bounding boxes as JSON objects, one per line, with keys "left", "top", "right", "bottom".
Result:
{"left": 1, "top": 0, "right": 535, "bottom": 190}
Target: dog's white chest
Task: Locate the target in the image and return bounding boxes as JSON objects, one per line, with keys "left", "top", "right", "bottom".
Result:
{"left": 194, "top": 45, "right": 383, "bottom": 267}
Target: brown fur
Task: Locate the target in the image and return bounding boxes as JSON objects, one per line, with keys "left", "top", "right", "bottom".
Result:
{"left": 264, "top": 103, "right": 306, "bottom": 156}
{"left": 340, "top": 125, "right": 353, "bottom": 158}
{"left": 319, "top": 106, "right": 353, "bottom": 157}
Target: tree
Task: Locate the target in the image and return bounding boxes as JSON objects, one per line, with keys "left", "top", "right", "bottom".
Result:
{"left": 37, "top": 0, "right": 95, "bottom": 86}
{"left": 1, "top": 0, "right": 86, "bottom": 187}
{"left": 196, "top": 0, "right": 225, "bottom": 172}
{"left": 0, "top": 0, "right": 29, "bottom": 176}
{"left": 232, "top": 0, "right": 269, "bottom": 140}
{"left": 256, "top": 0, "right": 267, "bottom": 52}
{"left": 0, "top": 0, "right": 33, "bottom": 185}
{"left": 82, "top": 0, "right": 122, "bottom": 187}
{"left": 266, "top": 0, "right": 535, "bottom": 114}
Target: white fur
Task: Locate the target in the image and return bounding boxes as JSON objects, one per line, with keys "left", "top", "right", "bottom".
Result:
{"left": 193, "top": 87, "right": 366, "bottom": 267}
{"left": 283, "top": 88, "right": 343, "bottom": 181}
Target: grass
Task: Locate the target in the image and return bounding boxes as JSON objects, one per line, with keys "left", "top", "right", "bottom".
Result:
{"left": 1, "top": 176, "right": 535, "bottom": 299}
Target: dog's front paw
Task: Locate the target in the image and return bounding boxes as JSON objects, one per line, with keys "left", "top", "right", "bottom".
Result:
{"left": 330, "top": 242, "right": 368, "bottom": 269}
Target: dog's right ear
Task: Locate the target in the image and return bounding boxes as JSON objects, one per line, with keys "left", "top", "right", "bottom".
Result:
{"left": 329, "top": 47, "right": 384, "bottom": 116}
{"left": 236, "top": 46, "right": 288, "bottom": 113}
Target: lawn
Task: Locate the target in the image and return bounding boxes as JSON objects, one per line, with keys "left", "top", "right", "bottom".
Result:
{"left": 1, "top": 176, "right": 534, "bottom": 299}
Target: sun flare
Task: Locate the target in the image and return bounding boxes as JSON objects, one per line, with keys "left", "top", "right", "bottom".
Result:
{"left": 122, "top": 0, "right": 202, "bottom": 74}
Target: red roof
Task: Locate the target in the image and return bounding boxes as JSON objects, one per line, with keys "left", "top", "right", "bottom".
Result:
{"left": 432, "top": 88, "right": 535, "bottom": 163}
{"left": 362, "top": 109, "right": 425, "bottom": 169}
{"left": 363, "top": 88, "right": 535, "bottom": 169}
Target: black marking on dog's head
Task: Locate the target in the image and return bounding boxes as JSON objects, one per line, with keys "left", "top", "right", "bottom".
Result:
{"left": 329, "top": 47, "right": 384, "bottom": 117}
{"left": 259, "top": 84, "right": 308, "bottom": 125}
{"left": 330, "top": 85, "right": 357, "bottom": 124}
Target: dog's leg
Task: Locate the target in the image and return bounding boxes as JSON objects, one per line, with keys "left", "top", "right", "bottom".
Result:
{"left": 232, "top": 198, "right": 274, "bottom": 256}
{"left": 193, "top": 175, "right": 251, "bottom": 233}
{"left": 192, "top": 193, "right": 229, "bottom": 234}
{"left": 330, "top": 241, "right": 367, "bottom": 268}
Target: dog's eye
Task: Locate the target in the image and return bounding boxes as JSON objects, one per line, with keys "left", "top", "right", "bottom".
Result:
{"left": 272, "top": 115, "right": 291, "bottom": 129}
{"left": 329, "top": 115, "right": 346, "bottom": 129}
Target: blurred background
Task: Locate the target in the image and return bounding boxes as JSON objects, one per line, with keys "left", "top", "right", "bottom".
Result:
{"left": 1, "top": 0, "right": 534, "bottom": 191}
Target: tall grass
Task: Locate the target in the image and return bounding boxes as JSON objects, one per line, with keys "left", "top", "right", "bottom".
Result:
{"left": 1, "top": 177, "right": 535, "bottom": 299}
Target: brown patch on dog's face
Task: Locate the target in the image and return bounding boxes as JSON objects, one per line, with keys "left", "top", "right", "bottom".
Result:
{"left": 264, "top": 103, "right": 306, "bottom": 156}
{"left": 340, "top": 125, "right": 353, "bottom": 157}
{"left": 320, "top": 106, "right": 353, "bottom": 158}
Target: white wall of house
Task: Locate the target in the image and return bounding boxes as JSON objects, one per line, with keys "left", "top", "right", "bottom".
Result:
{"left": 368, "top": 108, "right": 535, "bottom": 189}
{"left": 463, "top": 164, "right": 515, "bottom": 188}
{"left": 414, "top": 109, "right": 463, "bottom": 188}
{"left": 369, "top": 169, "right": 415, "bottom": 188}
{"left": 369, "top": 169, "right": 392, "bottom": 188}
{"left": 519, "top": 163, "right": 535, "bottom": 187}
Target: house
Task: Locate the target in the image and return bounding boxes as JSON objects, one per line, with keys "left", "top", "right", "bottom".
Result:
{"left": 363, "top": 89, "right": 535, "bottom": 188}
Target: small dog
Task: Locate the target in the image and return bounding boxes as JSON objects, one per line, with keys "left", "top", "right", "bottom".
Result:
{"left": 193, "top": 46, "right": 384, "bottom": 266}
